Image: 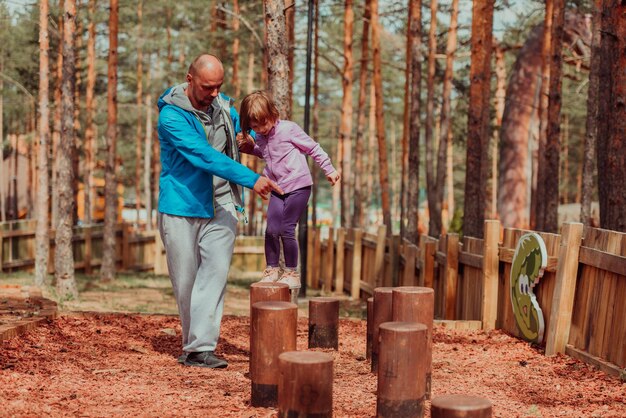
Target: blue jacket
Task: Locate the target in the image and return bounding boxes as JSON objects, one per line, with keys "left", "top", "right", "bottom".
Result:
{"left": 157, "top": 89, "right": 260, "bottom": 218}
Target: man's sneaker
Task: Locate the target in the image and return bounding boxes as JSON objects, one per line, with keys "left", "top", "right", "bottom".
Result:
{"left": 277, "top": 269, "right": 301, "bottom": 290}
{"left": 260, "top": 266, "right": 281, "bottom": 283}
{"left": 183, "top": 351, "right": 228, "bottom": 369}
{"left": 177, "top": 353, "right": 187, "bottom": 364}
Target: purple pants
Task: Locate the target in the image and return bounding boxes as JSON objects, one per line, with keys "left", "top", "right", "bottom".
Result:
{"left": 265, "top": 186, "right": 312, "bottom": 268}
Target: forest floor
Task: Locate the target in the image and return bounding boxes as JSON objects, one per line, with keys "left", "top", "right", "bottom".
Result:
{"left": 1, "top": 275, "right": 625, "bottom": 417}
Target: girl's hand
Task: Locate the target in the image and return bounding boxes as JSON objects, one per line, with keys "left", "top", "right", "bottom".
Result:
{"left": 326, "top": 171, "right": 341, "bottom": 186}
{"left": 237, "top": 132, "right": 255, "bottom": 153}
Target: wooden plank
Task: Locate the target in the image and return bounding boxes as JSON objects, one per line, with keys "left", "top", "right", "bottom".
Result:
{"left": 373, "top": 225, "right": 386, "bottom": 288}
{"left": 444, "top": 233, "right": 459, "bottom": 320}
{"left": 313, "top": 226, "right": 322, "bottom": 289}
{"left": 481, "top": 220, "right": 500, "bottom": 330}
{"left": 84, "top": 226, "right": 92, "bottom": 275}
{"left": 500, "top": 247, "right": 559, "bottom": 273}
{"left": 565, "top": 344, "right": 622, "bottom": 378}
{"left": 403, "top": 243, "right": 418, "bottom": 287}
{"left": 233, "top": 246, "right": 265, "bottom": 254}
{"left": 324, "top": 227, "right": 335, "bottom": 294}
{"left": 306, "top": 226, "right": 315, "bottom": 289}
{"left": 351, "top": 229, "right": 363, "bottom": 300}
{"left": 422, "top": 241, "right": 436, "bottom": 289}
{"left": 334, "top": 228, "right": 345, "bottom": 296}
{"left": 435, "top": 320, "right": 482, "bottom": 330}
{"left": 545, "top": 223, "right": 583, "bottom": 356}
{"left": 360, "top": 281, "right": 374, "bottom": 296}
{"left": 578, "top": 246, "right": 626, "bottom": 277}
{"left": 435, "top": 250, "right": 446, "bottom": 265}
{"left": 388, "top": 236, "right": 400, "bottom": 287}
{"left": 458, "top": 251, "right": 483, "bottom": 269}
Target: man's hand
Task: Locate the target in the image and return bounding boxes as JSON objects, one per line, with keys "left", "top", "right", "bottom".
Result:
{"left": 326, "top": 171, "right": 341, "bottom": 186}
{"left": 253, "top": 176, "right": 283, "bottom": 200}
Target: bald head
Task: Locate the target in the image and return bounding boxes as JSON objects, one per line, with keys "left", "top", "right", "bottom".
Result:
{"left": 186, "top": 54, "right": 225, "bottom": 110}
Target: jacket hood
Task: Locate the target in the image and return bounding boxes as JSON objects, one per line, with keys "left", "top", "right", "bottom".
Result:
{"left": 157, "top": 84, "right": 234, "bottom": 112}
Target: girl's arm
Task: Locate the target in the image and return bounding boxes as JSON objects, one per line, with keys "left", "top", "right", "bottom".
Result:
{"left": 237, "top": 132, "right": 263, "bottom": 158}
{"left": 289, "top": 122, "right": 336, "bottom": 176}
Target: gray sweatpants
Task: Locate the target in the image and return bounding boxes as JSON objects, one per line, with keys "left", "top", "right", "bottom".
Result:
{"left": 158, "top": 203, "right": 238, "bottom": 353}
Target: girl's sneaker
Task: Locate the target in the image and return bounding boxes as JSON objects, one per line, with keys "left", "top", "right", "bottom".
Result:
{"left": 278, "top": 269, "right": 301, "bottom": 290}
{"left": 260, "top": 266, "right": 280, "bottom": 283}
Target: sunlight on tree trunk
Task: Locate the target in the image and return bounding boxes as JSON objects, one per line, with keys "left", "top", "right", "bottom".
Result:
{"left": 84, "top": 0, "right": 96, "bottom": 226}
{"left": 339, "top": 0, "right": 354, "bottom": 228}
{"left": 264, "top": 0, "right": 290, "bottom": 118}
{"left": 135, "top": 0, "right": 143, "bottom": 225}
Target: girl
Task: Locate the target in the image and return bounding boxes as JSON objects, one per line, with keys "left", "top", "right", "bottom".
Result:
{"left": 238, "top": 91, "right": 340, "bottom": 293}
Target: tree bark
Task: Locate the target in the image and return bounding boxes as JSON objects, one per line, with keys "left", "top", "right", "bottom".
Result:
{"left": 432, "top": 0, "right": 458, "bottom": 237}
{"left": 533, "top": 0, "right": 554, "bottom": 230}
{"left": 580, "top": 2, "right": 600, "bottom": 225}
{"left": 135, "top": 0, "right": 143, "bottom": 224}
{"left": 101, "top": 0, "right": 119, "bottom": 281}
{"left": 405, "top": 0, "right": 422, "bottom": 244}
{"left": 424, "top": 0, "right": 437, "bottom": 237}
{"left": 56, "top": 0, "right": 78, "bottom": 299}
{"left": 490, "top": 44, "right": 506, "bottom": 219}
{"left": 0, "top": 56, "right": 4, "bottom": 223}
{"left": 311, "top": 0, "right": 320, "bottom": 227}
{"left": 144, "top": 64, "right": 153, "bottom": 230}
{"left": 232, "top": 0, "right": 241, "bottom": 98}
{"left": 462, "top": 0, "right": 494, "bottom": 238}
{"left": 35, "top": 0, "right": 50, "bottom": 287}
{"left": 286, "top": 0, "right": 295, "bottom": 117}
{"left": 264, "top": 0, "right": 290, "bottom": 119}
{"left": 72, "top": 8, "right": 82, "bottom": 226}
{"left": 371, "top": 0, "right": 392, "bottom": 233}
{"left": 339, "top": 0, "right": 354, "bottom": 228}
{"left": 400, "top": 0, "right": 412, "bottom": 239}
{"left": 597, "top": 0, "right": 626, "bottom": 231}
{"left": 52, "top": 0, "right": 64, "bottom": 229}
{"left": 352, "top": 0, "right": 371, "bottom": 229}
{"left": 84, "top": 0, "right": 96, "bottom": 225}
{"left": 540, "top": 0, "right": 565, "bottom": 232}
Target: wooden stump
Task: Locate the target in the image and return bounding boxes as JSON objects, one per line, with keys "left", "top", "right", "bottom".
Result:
{"left": 278, "top": 351, "right": 334, "bottom": 418}
{"left": 250, "top": 301, "right": 298, "bottom": 407}
{"left": 250, "top": 282, "right": 290, "bottom": 313}
{"left": 430, "top": 394, "right": 492, "bottom": 418}
{"left": 366, "top": 296, "right": 374, "bottom": 360}
{"left": 372, "top": 287, "right": 393, "bottom": 373}
{"left": 392, "top": 286, "right": 434, "bottom": 398}
{"left": 377, "top": 322, "right": 428, "bottom": 418}
{"left": 308, "top": 297, "right": 339, "bottom": 349}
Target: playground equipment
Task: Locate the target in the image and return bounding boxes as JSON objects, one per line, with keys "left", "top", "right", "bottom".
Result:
{"left": 366, "top": 296, "right": 373, "bottom": 359}
{"left": 308, "top": 297, "right": 339, "bottom": 349}
{"left": 430, "top": 394, "right": 492, "bottom": 417}
{"left": 371, "top": 287, "right": 393, "bottom": 373}
{"left": 249, "top": 282, "right": 290, "bottom": 313}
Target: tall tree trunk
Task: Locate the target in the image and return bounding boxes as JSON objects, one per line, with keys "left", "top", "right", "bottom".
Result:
{"left": 286, "top": 0, "right": 295, "bottom": 117}
{"left": 0, "top": 57, "right": 5, "bottom": 222}
{"left": 580, "top": 2, "right": 600, "bottom": 225}
{"left": 445, "top": 128, "right": 453, "bottom": 228}
{"left": 101, "top": 0, "right": 119, "bottom": 281}
{"left": 165, "top": 6, "right": 172, "bottom": 86}
{"left": 371, "top": 0, "right": 392, "bottom": 233}
{"left": 56, "top": 0, "right": 78, "bottom": 299}
{"left": 52, "top": 0, "right": 64, "bottom": 229}
{"left": 232, "top": 0, "right": 241, "bottom": 98}
{"left": 135, "top": 0, "right": 143, "bottom": 224}
{"left": 462, "top": 0, "right": 494, "bottom": 238}
{"left": 561, "top": 114, "right": 569, "bottom": 203}
{"left": 533, "top": 0, "right": 554, "bottom": 230}
{"left": 352, "top": 0, "right": 371, "bottom": 229}
{"left": 144, "top": 63, "right": 153, "bottom": 230}
{"left": 246, "top": 51, "right": 258, "bottom": 235}
{"left": 311, "top": 0, "right": 320, "bottom": 227}
{"left": 424, "top": 0, "right": 437, "bottom": 237}
{"left": 432, "top": 0, "right": 458, "bottom": 237}
{"left": 264, "top": 0, "right": 290, "bottom": 118}
{"left": 400, "top": 0, "right": 412, "bottom": 239}
{"left": 35, "top": 0, "right": 50, "bottom": 287}
{"left": 367, "top": 81, "right": 376, "bottom": 222}
{"left": 490, "top": 44, "right": 506, "bottom": 219}
{"left": 540, "top": 0, "right": 565, "bottom": 232}
{"left": 339, "top": 0, "right": 354, "bottom": 228}
{"left": 84, "top": 0, "right": 96, "bottom": 225}
{"left": 72, "top": 8, "right": 82, "bottom": 226}
{"left": 597, "top": 0, "right": 626, "bottom": 231}
{"left": 406, "top": 0, "right": 422, "bottom": 244}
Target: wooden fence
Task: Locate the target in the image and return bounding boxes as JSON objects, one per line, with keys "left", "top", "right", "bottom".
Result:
{"left": 1, "top": 219, "right": 624, "bottom": 376}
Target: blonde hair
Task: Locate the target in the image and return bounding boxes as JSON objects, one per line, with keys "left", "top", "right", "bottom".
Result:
{"left": 239, "top": 91, "right": 280, "bottom": 135}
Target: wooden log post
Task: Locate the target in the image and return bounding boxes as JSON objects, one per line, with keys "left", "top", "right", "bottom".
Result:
{"left": 422, "top": 240, "right": 436, "bottom": 289}
{"left": 250, "top": 301, "right": 298, "bottom": 407}
{"left": 366, "top": 296, "right": 374, "bottom": 360}
{"left": 545, "top": 222, "right": 583, "bottom": 356}
{"left": 481, "top": 220, "right": 501, "bottom": 330}
{"left": 392, "top": 286, "right": 434, "bottom": 399}
{"left": 334, "top": 227, "right": 345, "bottom": 296}
{"left": 351, "top": 228, "right": 364, "bottom": 299}
{"left": 278, "top": 351, "right": 334, "bottom": 418}
{"left": 250, "top": 282, "right": 290, "bottom": 313}
{"left": 431, "top": 394, "right": 493, "bottom": 418}
{"left": 444, "top": 233, "right": 459, "bottom": 320}
{"left": 377, "top": 322, "right": 428, "bottom": 418}
{"left": 308, "top": 297, "right": 340, "bottom": 349}
{"left": 324, "top": 227, "right": 335, "bottom": 294}
{"left": 374, "top": 225, "right": 387, "bottom": 288}
{"left": 372, "top": 287, "right": 393, "bottom": 373}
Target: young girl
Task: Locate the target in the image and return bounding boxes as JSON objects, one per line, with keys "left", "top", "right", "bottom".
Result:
{"left": 238, "top": 90, "right": 340, "bottom": 293}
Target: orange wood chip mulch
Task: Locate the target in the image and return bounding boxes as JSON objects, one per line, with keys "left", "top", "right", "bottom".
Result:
{"left": 0, "top": 285, "right": 58, "bottom": 343}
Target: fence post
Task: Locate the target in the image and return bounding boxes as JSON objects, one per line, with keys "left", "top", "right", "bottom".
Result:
{"left": 122, "top": 222, "right": 131, "bottom": 270}
{"left": 324, "top": 227, "right": 335, "bottom": 294}
{"left": 374, "top": 225, "right": 387, "bottom": 288}
{"left": 545, "top": 222, "right": 583, "bottom": 356}
{"left": 313, "top": 226, "right": 322, "bottom": 289}
{"left": 403, "top": 242, "right": 418, "bottom": 287}
{"left": 389, "top": 235, "right": 400, "bottom": 287}
{"left": 334, "top": 228, "right": 345, "bottom": 296}
{"left": 351, "top": 228, "right": 363, "bottom": 299}
{"left": 444, "top": 233, "right": 459, "bottom": 320}
{"left": 422, "top": 239, "right": 436, "bottom": 288}
{"left": 306, "top": 226, "right": 315, "bottom": 289}
{"left": 481, "top": 220, "right": 501, "bottom": 331}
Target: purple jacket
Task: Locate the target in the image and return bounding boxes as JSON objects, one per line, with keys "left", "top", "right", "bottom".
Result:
{"left": 249, "top": 120, "right": 336, "bottom": 194}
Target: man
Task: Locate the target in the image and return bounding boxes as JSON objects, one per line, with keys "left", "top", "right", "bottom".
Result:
{"left": 157, "top": 54, "right": 282, "bottom": 368}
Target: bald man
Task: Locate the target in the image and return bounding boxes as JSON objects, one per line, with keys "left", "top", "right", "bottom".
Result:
{"left": 157, "top": 54, "right": 282, "bottom": 368}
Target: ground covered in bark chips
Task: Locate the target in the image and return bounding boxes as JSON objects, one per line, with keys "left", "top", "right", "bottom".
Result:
{"left": 1, "top": 313, "right": 625, "bottom": 417}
